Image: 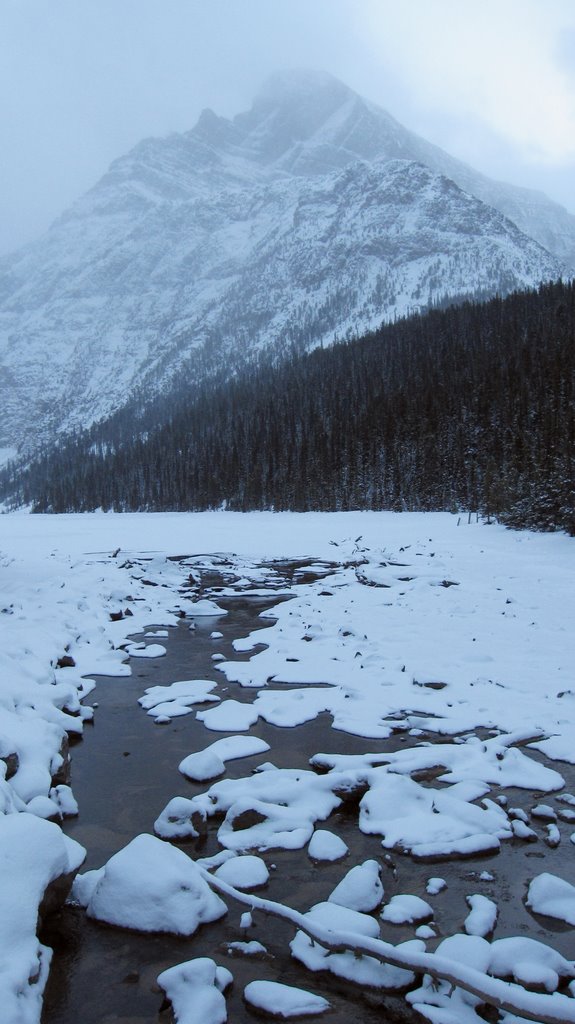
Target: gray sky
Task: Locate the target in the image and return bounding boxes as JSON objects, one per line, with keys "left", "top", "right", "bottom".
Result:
{"left": 1, "top": 0, "right": 574, "bottom": 255}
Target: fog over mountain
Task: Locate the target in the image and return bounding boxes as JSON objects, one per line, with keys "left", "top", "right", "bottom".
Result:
{"left": 0, "top": 71, "right": 571, "bottom": 456}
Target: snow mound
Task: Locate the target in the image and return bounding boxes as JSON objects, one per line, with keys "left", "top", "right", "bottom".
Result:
{"left": 381, "top": 894, "right": 433, "bottom": 925}
{"left": 214, "top": 855, "right": 269, "bottom": 890}
{"left": 360, "top": 771, "right": 510, "bottom": 858}
{"left": 154, "top": 794, "right": 212, "bottom": 840}
{"left": 157, "top": 957, "right": 232, "bottom": 1024}
{"left": 197, "top": 700, "right": 259, "bottom": 732}
{"left": 188, "top": 600, "right": 228, "bottom": 616}
{"left": 73, "top": 833, "right": 227, "bottom": 934}
{"left": 208, "top": 767, "right": 343, "bottom": 852}
{"left": 226, "top": 940, "right": 267, "bottom": 957}
{"left": 328, "top": 859, "right": 383, "bottom": 912}
{"left": 464, "top": 894, "right": 498, "bottom": 937}
{"left": 308, "top": 829, "right": 348, "bottom": 861}
{"left": 179, "top": 736, "right": 270, "bottom": 781}
{"left": 125, "top": 642, "right": 166, "bottom": 658}
{"left": 290, "top": 901, "right": 420, "bottom": 990}
{"left": 527, "top": 872, "right": 575, "bottom": 925}
{"left": 243, "top": 980, "right": 330, "bottom": 1017}
{"left": 488, "top": 936, "right": 575, "bottom": 992}
{"left": 426, "top": 877, "right": 447, "bottom": 895}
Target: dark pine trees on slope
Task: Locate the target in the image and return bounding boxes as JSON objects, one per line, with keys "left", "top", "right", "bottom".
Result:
{"left": 1, "top": 280, "right": 573, "bottom": 532}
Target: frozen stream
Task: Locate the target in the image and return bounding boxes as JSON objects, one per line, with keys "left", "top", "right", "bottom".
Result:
{"left": 39, "top": 562, "right": 575, "bottom": 1024}
{"left": 1, "top": 513, "right": 573, "bottom": 1024}
{"left": 41, "top": 575, "right": 415, "bottom": 1023}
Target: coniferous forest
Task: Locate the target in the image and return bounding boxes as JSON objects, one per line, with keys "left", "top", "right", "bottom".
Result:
{"left": 2, "top": 280, "right": 574, "bottom": 533}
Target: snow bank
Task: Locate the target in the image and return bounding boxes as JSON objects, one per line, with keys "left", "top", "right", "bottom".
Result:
{"left": 0, "top": 814, "right": 85, "bottom": 1024}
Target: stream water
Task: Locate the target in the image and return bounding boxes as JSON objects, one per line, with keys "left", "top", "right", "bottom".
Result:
{"left": 39, "top": 568, "right": 575, "bottom": 1024}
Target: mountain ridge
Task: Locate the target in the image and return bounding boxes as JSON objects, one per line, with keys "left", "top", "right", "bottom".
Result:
{"left": 0, "top": 70, "right": 571, "bottom": 454}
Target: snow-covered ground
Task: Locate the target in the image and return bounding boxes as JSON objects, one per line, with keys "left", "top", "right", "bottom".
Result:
{"left": 1, "top": 511, "right": 574, "bottom": 1024}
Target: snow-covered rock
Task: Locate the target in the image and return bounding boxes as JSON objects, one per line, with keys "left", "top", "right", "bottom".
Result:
{"left": 381, "top": 894, "right": 433, "bottom": 925}
{"left": 290, "top": 901, "right": 420, "bottom": 990}
{"left": 327, "top": 859, "right": 383, "bottom": 912}
{"left": 157, "top": 957, "right": 232, "bottom": 1024}
{"left": 359, "top": 770, "right": 511, "bottom": 858}
{"left": 0, "top": 814, "right": 85, "bottom": 1024}
{"left": 308, "top": 829, "right": 348, "bottom": 861}
{"left": 527, "top": 872, "right": 575, "bottom": 926}
{"left": 72, "top": 833, "right": 227, "bottom": 934}
{"left": 179, "top": 736, "right": 270, "bottom": 781}
{"left": 488, "top": 936, "right": 575, "bottom": 992}
{"left": 243, "top": 980, "right": 330, "bottom": 1018}
{"left": 154, "top": 795, "right": 211, "bottom": 840}
{"left": 464, "top": 894, "right": 498, "bottom": 937}
{"left": 214, "top": 855, "right": 269, "bottom": 891}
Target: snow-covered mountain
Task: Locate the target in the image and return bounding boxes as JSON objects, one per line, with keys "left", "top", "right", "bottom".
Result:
{"left": 0, "top": 70, "right": 571, "bottom": 453}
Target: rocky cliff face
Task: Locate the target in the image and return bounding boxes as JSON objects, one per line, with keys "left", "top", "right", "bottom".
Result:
{"left": 0, "top": 70, "right": 570, "bottom": 453}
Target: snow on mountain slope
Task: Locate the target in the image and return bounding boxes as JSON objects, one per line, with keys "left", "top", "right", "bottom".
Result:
{"left": 0, "top": 71, "right": 569, "bottom": 453}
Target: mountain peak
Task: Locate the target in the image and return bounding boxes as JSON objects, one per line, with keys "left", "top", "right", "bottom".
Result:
{"left": 232, "top": 69, "right": 360, "bottom": 162}
{"left": 254, "top": 68, "right": 353, "bottom": 106}
{"left": 0, "top": 70, "right": 572, "bottom": 453}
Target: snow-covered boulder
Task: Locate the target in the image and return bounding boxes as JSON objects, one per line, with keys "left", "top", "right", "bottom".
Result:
{"left": 464, "top": 894, "right": 498, "bottom": 937}
{"left": 488, "top": 936, "right": 575, "bottom": 992}
{"left": 381, "top": 894, "right": 433, "bottom": 925}
{"left": 214, "top": 855, "right": 269, "bottom": 891}
{"left": 154, "top": 795, "right": 211, "bottom": 840}
{"left": 527, "top": 872, "right": 575, "bottom": 926}
{"left": 157, "top": 957, "right": 232, "bottom": 1024}
{"left": 308, "top": 829, "right": 348, "bottom": 861}
{"left": 72, "top": 833, "right": 226, "bottom": 934}
{"left": 243, "top": 980, "right": 330, "bottom": 1018}
{"left": 328, "top": 859, "right": 383, "bottom": 912}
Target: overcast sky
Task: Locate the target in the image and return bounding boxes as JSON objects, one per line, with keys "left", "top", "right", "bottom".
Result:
{"left": 1, "top": 0, "right": 574, "bottom": 255}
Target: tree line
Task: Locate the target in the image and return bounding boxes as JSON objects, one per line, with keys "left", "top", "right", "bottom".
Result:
{"left": 2, "top": 280, "right": 573, "bottom": 533}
